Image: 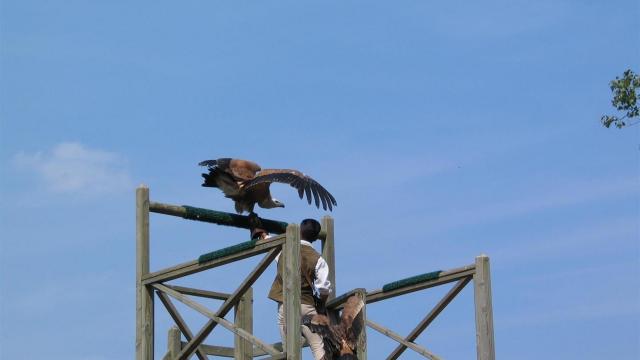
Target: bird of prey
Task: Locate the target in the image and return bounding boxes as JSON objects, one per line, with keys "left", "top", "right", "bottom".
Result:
{"left": 303, "top": 295, "right": 365, "bottom": 359}
{"left": 199, "top": 158, "right": 337, "bottom": 214}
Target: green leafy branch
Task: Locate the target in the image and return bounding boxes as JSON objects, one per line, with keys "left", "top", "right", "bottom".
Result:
{"left": 601, "top": 69, "right": 639, "bottom": 128}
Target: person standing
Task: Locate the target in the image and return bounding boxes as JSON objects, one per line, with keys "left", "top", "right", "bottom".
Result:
{"left": 267, "top": 218, "right": 332, "bottom": 360}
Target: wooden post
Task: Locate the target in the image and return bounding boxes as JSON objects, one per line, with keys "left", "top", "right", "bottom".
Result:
{"left": 168, "top": 326, "right": 181, "bottom": 359}
{"left": 354, "top": 288, "right": 367, "bottom": 360}
{"left": 283, "top": 224, "right": 301, "bottom": 360}
{"left": 136, "top": 185, "right": 153, "bottom": 360}
{"left": 473, "top": 254, "right": 495, "bottom": 360}
{"left": 234, "top": 287, "right": 254, "bottom": 360}
{"left": 321, "top": 216, "right": 336, "bottom": 301}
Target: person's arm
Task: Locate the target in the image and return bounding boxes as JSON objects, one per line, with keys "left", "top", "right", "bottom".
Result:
{"left": 314, "top": 257, "right": 332, "bottom": 302}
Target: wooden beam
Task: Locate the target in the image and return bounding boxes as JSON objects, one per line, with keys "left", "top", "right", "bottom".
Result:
{"left": 474, "top": 254, "right": 495, "bottom": 360}
{"left": 366, "top": 264, "right": 476, "bottom": 304}
{"left": 387, "top": 276, "right": 472, "bottom": 360}
{"left": 142, "top": 234, "right": 285, "bottom": 285}
{"left": 176, "top": 341, "right": 308, "bottom": 358}
{"left": 169, "top": 247, "right": 281, "bottom": 359}
{"left": 155, "top": 283, "right": 282, "bottom": 357}
{"left": 252, "top": 340, "right": 309, "bottom": 356}
{"left": 167, "top": 326, "right": 181, "bottom": 360}
{"left": 367, "top": 319, "right": 441, "bottom": 360}
{"left": 321, "top": 216, "right": 336, "bottom": 301}
{"left": 182, "top": 342, "right": 235, "bottom": 357}
{"left": 136, "top": 185, "right": 153, "bottom": 360}
{"left": 354, "top": 289, "right": 367, "bottom": 360}
{"left": 149, "top": 201, "right": 288, "bottom": 234}
{"left": 156, "top": 291, "right": 208, "bottom": 360}
{"left": 234, "top": 287, "right": 253, "bottom": 360}
{"left": 166, "top": 285, "right": 230, "bottom": 300}
{"left": 283, "top": 224, "right": 302, "bottom": 360}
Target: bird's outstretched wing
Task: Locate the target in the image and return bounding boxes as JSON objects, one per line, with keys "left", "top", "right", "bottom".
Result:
{"left": 303, "top": 314, "right": 341, "bottom": 357}
{"left": 200, "top": 166, "right": 241, "bottom": 197}
{"left": 242, "top": 169, "right": 337, "bottom": 211}
{"left": 199, "top": 158, "right": 261, "bottom": 182}
{"left": 340, "top": 295, "right": 365, "bottom": 352}
{"left": 341, "top": 295, "right": 365, "bottom": 330}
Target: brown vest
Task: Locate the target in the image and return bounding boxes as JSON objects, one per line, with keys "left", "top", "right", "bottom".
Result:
{"left": 268, "top": 244, "right": 321, "bottom": 306}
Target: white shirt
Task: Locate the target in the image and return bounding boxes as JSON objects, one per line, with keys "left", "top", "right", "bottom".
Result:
{"left": 275, "top": 240, "right": 333, "bottom": 297}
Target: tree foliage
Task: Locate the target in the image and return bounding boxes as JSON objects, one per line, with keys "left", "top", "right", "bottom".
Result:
{"left": 601, "top": 69, "right": 639, "bottom": 128}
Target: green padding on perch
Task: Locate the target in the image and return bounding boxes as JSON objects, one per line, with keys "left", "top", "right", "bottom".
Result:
{"left": 382, "top": 270, "right": 443, "bottom": 292}
{"left": 198, "top": 239, "right": 258, "bottom": 264}
{"left": 182, "top": 205, "right": 288, "bottom": 234}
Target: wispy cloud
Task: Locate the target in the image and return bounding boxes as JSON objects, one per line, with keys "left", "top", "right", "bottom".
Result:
{"left": 423, "top": 176, "right": 639, "bottom": 231}
{"left": 13, "top": 142, "right": 132, "bottom": 195}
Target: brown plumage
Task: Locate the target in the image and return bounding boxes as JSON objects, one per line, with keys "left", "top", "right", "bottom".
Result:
{"left": 199, "top": 158, "right": 337, "bottom": 214}
{"left": 303, "top": 295, "right": 365, "bottom": 359}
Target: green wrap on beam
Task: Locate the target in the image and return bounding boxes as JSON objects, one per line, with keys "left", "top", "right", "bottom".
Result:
{"left": 181, "top": 205, "right": 288, "bottom": 234}
{"left": 198, "top": 239, "right": 258, "bottom": 264}
{"left": 382, "top": 270, "right": 443, "bottom": 292}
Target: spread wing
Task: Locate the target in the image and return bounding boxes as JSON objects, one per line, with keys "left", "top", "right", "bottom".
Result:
{"left": 340, "top": 295, "right": 365, "bottom": 352}
{"left": 199, "top": 158, "right": 261, "bottom": 182}
{"left": 242, "top": 169, "right": 337, "bottom": 211}
{"left": 341, "top": 295, "right": 365, "bottom": 330}
{"left": 302, "top": 314, "right": 341, "bottom": 357}
{"left": 200, "top": 166, "right": 241, "bottom": 197}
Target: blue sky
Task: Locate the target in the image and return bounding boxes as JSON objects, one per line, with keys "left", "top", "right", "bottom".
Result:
{"left": 1, "top": 1, "right": 638, "bottom": 359}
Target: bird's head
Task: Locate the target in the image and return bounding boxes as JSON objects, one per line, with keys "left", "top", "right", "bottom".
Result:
{"left": 272, "top": 198, "right": 285, "bottom": 208}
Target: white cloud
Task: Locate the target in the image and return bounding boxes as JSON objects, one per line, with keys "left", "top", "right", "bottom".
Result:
{"left": 13, "top": 142, "right": 132, "bottom": 194}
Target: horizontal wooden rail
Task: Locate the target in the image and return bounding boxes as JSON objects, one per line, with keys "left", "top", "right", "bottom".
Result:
{"left": 142, "top": 234, "right": 285, "bottom": 285}
{"left": 149, "top": 201, "right": 289, "bottom": 233}
{"left": 366, "top": 264, "right": 475, "bottom": 304}
{"left": 182, "top": 342, "right": 235, "bottom": 357}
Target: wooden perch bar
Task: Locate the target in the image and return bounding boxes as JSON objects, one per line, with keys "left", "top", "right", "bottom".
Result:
{"left": 149, "top": 201, "right": 289, "bottom": 233}
{"left": 366, "top": 264, "right": 476, "bottom": 304}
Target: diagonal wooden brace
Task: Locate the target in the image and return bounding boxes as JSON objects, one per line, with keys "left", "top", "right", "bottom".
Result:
{"left": 156, "top": 291, "right": 208, "bottom": 360}
{"left": 387, "top": 276, "right": 472, "bottom": 359}
{"left": 367, "top": 319, "right": 442, "bottom": 360}
{"left": 156, "top": 247, "right": 281, "bottom": 360}
{"left": 154, "top": 283, "right": 281, "bottom": 357}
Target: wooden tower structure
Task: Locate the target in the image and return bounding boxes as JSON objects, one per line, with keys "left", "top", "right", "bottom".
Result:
{"left": 135, "top": 185, "right": 495, "bottom": 360}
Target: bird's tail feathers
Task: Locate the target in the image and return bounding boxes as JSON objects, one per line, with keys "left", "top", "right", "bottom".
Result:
{"left": 201, "top": 173, "right": 219, "bottom": 188}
